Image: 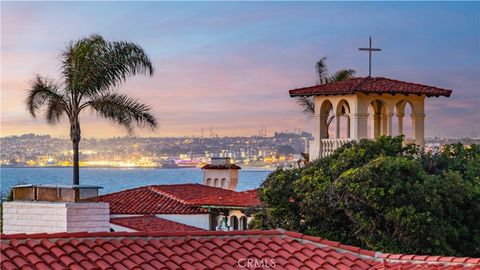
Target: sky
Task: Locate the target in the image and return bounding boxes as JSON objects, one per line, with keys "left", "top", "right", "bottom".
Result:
{"left": 1, "top": 1, "right": 479, "bottom": 138}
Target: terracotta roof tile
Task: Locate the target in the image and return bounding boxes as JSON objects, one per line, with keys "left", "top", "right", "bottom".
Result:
{"left": 187, "top": 189, "right": 260, "bottom": 208}
{"left": 88, "top": 184, "right": 257, "bottom": 214}
{"left": 289, "top": 77, "right": 453, "bottom": 97}
{"left": 110, "top": 215, "right": 204, "bottom": 232}
{"left": 2, "top": 230, "right": 478, "bottom": 270}
{"left": 88, "top": 185, "right": 204, "bottom": 214}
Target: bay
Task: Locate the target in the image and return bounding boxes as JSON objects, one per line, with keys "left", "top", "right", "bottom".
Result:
{"left": 0, "top": 167, "right": 273, "bottom": 197}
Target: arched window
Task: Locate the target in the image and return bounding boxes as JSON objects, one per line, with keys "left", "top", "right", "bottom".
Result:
{"left": 221, "top": 178, "right": 227, "bottom": 188}
{"left": 239, "top": 216, "right": 248, "bottom": 230}
{"left": 319, "top": 99, "right": 335, "bottom": 139}
{"left": 230, "top": 216, "right": 239, "bottom": 230}
{"left": 206, "top": 178, "right": 212, "bottom": 186}
{"left": 395, "top": 100, "right": 415, "bottom": 140}
{"left": 214, "top": 178, "right": 219, "bottom": 187}
{"left": 335, "top": 99, "right": 351, "bottom": 139}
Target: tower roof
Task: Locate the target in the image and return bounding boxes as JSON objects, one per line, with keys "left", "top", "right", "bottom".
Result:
{"left": 289, "top": 77, "right": 452, "bottom": 97}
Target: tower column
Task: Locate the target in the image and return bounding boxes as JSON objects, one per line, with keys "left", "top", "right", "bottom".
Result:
{"left": 310, "top": 114, "right": 321, "bottom": 160}
{"left": 346, "top": 116, "right": 351, "bottom": 138}
{"left": 385, "top": 113, "right": 394, "bottom": 136}
{"left": 411, "top": 113, "right": 425, "bottom": 147}
{"left": 350, "top": 113, "right": 368, "bottom": 140}
{"left": 335, "top": 115, "right": 341, "bottom": 139}
{"left": 397, "top": 113, "right": 404, "bottom": 136}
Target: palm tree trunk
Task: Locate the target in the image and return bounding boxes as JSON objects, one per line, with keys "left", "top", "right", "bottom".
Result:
{"left": 72, "top": 141, "right": 80, "bottom": 185}
{"left": 70, "top": 121, "right": 81, "bottom": 186}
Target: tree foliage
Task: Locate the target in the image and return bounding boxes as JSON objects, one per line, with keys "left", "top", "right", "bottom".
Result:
{"left": 251, "top": 136, "right": 480, "bottom": 256}
{"left": 295, "top": 57, "right": 355, "bottom": 118}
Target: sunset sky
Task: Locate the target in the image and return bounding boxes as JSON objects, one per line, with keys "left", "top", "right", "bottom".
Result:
{"left": 1, "top": 2, "right": 479, "bottom": 138}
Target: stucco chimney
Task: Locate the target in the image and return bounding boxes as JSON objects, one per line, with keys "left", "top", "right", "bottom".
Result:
{"left": 202, "top": 158, "right": 241, "bottom": 190}
{"left": 2, "top": 185, "right": 109, "bottom": 234}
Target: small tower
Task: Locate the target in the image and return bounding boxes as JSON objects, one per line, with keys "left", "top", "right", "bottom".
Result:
{"left": 289, "top": 77, "right": 452, "bottom": 160}
{"left": 202, "top": 157, "right": 241, "bottom": 190}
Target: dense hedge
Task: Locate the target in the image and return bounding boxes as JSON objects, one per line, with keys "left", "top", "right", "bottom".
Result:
{"left": 251, "top": 136, "right": 480, "bottom": 256}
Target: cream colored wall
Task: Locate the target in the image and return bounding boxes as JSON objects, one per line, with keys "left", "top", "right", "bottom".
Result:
{"left": 203, "top": 169, "right": 239, "bottom": 190}
{"left": 226, "top": 209, "right": 250, "bottom": 230}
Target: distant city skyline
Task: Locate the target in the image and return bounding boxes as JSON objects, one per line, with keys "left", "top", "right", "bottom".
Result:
{"left": 1, "top": 2, "right": 479, "bottom": 138}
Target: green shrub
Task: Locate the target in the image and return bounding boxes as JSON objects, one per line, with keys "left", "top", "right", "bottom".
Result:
{"left": 252, "top": 136, "right": 480, "bottom": 256}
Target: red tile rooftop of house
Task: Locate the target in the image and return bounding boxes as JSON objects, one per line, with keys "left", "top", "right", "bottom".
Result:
{"left": 87, "top": 184, "right": 259, "bottom": 214}
{"left": 110, "top": 215, "right": 204, "bottom": 232}
{"left": 289, "top": 77, "right": 453, "bottom": 97}
{"left": 187, "top": 189, "right": 260, "bottom": 207}
{"left": 1, "top": 229, "right": 478, "bottom": 270}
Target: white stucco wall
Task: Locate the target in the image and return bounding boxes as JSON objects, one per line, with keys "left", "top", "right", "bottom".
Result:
{"left": 156, "top": 214, "right": 210, "bottom": 230}
{"left": 2, "top": 201, "right": 109, "bottom": 234}
{"left": 204, "top": 169, "right": 239, "bottom": 190}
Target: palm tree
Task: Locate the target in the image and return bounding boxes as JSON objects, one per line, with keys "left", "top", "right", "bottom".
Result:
{"left": 295, "top": 57, "right": 355, "bottom": 138}
{"left": 26, "top": 34, "right": 157, "bottom": 185}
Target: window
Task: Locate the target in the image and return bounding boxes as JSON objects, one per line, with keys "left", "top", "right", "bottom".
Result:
{"left": 239, "top": 216, "right": 248, "bottom": 230}
{"left": 230, "top": 216, "right": 239, "bottom": 230}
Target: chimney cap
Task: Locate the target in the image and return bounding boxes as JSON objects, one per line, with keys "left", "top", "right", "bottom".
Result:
{"left": 202, "top": 157, "right": 241, "bottom": 170}
{"left": 11, "top": 184, "right": 103, "bottom": 202}
{"left": 210, "top": 157, "right": 231, "bottom": 165}
{"left": 12, "top": 184, "right": 103, "bottom": 189}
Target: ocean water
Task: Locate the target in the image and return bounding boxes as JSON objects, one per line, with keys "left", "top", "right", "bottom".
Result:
{"left": 0, "top": 167, "right": 273, "bottom": 197}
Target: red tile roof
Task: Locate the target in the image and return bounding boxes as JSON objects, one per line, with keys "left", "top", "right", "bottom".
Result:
{"left": 201, "top": 164, "right": 242, "bottom": 170}
{"left": 88, "top": 184, "right": 259, "bottom": 214}
{"left": 88, "top": 185, "right": 206, "bottom": 214}
{"left": 289, "top": 77, "right": 453, "bottom": 97}
{"left": 187, "top": 189, "right": 260, "bottom": 208}
{"left": 110, "top": 215, "right": 204, "bottom": 232}
{"left": 1, "top": 230, "right": 478, "bottom": 270}
{"left": 149, "top": 184, "right": 236, "bottom": 202}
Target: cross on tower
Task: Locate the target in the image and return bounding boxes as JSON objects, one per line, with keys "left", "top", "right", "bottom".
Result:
{"left": 358, "top": 36, "right": 381, "bottom": 77}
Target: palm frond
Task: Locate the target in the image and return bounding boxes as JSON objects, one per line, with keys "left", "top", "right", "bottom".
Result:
{"left": 45, "top": 98, "right": 65, "bottom": 124}
{"left": 330, "top": 69, "right": 356, "bottom": 82}
{"left": 25, "top": 75, "right": 68, "bottom": 119}
{"left": 87, "top": 92, "right": 157, "bottom": 135}
{"left": 62, "top": 34, "right": 154, "bottom": 100}
{"left": 61, "top": 34, "right": 108, "bottom": 96}
{"left": 315, "top": 57, "right": 329, "bottom": 84}
{"left": 295, "top": 96, "right": 315, "bottom": 119}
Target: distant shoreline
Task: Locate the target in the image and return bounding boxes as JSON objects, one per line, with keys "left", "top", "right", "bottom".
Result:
{"left": 0, "top": 165, "right": 275, "bottom": 171}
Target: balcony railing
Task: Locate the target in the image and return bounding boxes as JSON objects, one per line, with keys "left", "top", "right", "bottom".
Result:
{"left": 320, "top": 138, "right": 352, "bottom": 157}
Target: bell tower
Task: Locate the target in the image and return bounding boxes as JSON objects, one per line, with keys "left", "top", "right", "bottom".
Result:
{"left": 202, "top": 157, "right": 241, "bottom": 190}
